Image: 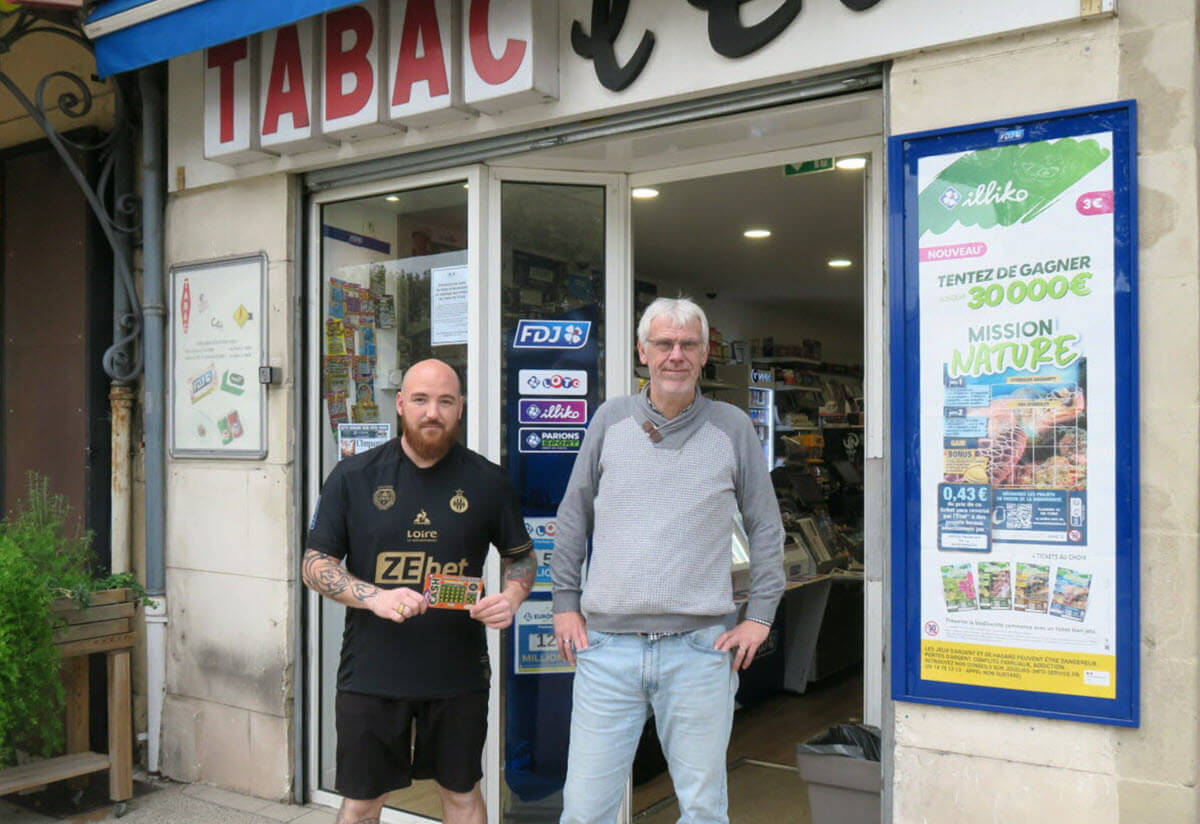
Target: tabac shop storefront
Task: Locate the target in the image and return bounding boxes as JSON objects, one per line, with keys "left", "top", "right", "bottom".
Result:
{"left": 87, "top": 1, "right": 1197, "bottom": 822}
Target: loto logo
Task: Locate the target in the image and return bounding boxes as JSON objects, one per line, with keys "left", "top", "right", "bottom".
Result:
{"left": 519, "top": 369, "right": 588, "bottom": 396}
{"left": 524, "top": 519, "right": 557, "bottom": 538}
{"left": 513, "top": 319, "right": 591, "bottom": 350}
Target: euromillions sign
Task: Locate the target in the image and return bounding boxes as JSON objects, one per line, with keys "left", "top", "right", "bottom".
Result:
{"left": 204, "top": 0, "right": 557, "bottom": 163}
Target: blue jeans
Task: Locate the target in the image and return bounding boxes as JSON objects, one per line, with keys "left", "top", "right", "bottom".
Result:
{"left": 560, "top": 624, "right": 737, "bottom": 824}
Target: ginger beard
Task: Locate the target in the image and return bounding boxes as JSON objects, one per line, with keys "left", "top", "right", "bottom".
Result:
{"left": 401, "top": 411, "right": 459, "bottom": 461}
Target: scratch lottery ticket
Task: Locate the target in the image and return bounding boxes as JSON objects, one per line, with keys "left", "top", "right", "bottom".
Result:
{"left": 940, "top": 563, "right": 977, "bottom": 612}
{"left": 977, "top": 561, "right": 1012, "bottom": 610}
{"left": 1049, "top": 567, "right": 1092, "bottom": 622}
{"left": 1014, "top": 563, "right": 1051, "bottom": 613}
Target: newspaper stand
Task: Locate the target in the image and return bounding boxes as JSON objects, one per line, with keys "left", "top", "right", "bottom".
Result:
{"left": 0, "top": 588, "right": 135, "bottom": 815}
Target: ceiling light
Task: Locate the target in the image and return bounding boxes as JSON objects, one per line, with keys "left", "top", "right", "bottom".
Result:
{"left": 743, "top": 228, "right": 771, "bottom": 239}
{"left": 835, "top": 157, "right": 867, "bottom": 170}
{"left": 385, "top": 195, "right": 399, "bottom": 202}
{"left": 463, "top": 183, "right": 469, "bottom": 189}
{"left": 828, "top": 258, "right": 853, "bottom": 268}
{"left": 631, "top": 187, "right": 659, "bottom": 199}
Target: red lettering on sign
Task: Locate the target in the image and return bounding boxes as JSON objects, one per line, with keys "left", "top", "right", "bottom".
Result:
{"left": 207, "top": 39, "right": 248, "bottom": 144}
{"left": 393, "top": 0, "right": 449, "bottom": 105}
{"left": 468, "top": 0, "right": 526, "bottom": 85}
{"left": 325, "top": 6, "right": 375, "bottom": 120}
{"left": 262, "top": 25, "right": 309, "bottom": 135}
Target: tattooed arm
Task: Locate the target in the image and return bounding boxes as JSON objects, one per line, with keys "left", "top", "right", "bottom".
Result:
{"left": 468, "top": 549, "right": 535, "bottom": 629}
{"left": 302, "top": 548, "right": 427, "bottom": 623}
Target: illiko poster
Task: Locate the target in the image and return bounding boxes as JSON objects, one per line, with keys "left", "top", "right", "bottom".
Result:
{"left": 891, "top": 104, "right": 1138, "bottom": 725}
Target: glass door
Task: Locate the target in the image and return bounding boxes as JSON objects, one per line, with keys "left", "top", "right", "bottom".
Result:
{"left": 306, "top": 167, "right": 487, "bottom": 823}
{"left": 485, "top": 168, "right": 629, "bottom": 824}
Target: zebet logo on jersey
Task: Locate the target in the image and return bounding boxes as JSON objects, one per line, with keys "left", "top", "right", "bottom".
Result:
{"left": 375, "top": 552, "right": 469, "bottom": 585}
{"left": 513, "top": 320, "right": 591, "bottom": 350}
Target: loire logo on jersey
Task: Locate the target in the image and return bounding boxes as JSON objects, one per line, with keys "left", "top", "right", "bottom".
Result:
{"left": 513, "top": 320, "right": 591, "bottom": 350}
{"left": 518, "top": 399, "right": 587, "bottom": 425}
{"left": 409, "top": 510, "right": 436, "bottom": 542}
{"left": 518, "top": 369, "right": 588, "bottom": 396}
{"left": 376, "top": 552, "right": 469, "bottom": 585}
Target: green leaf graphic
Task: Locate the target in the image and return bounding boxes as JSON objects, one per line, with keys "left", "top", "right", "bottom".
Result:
{"left": 919, "top": 138, "right": 1110, "bottom": 236}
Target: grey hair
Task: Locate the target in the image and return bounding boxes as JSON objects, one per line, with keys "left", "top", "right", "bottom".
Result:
{"left": 636, "top": 296, "right": 709, "bottom": 345}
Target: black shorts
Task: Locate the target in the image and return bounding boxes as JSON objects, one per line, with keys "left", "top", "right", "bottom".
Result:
{"left": 335, "top": 689, "right": 488, "bottom": 799}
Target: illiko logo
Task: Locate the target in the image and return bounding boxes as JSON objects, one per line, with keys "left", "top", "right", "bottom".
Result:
{"left": 519, "top": 399, "right": 587, "bottom": 425}
{"left": 960, "top": 180, "right": 1029, "bottom": 207}
{"left": 513, "top": 320, "right": 592, "bottom": 350}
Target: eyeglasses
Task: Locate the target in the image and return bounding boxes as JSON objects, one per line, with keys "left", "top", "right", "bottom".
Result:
{"left": 645, "top": 337, "right": 705, "bottom": 356}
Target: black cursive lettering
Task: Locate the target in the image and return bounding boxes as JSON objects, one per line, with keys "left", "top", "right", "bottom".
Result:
{"left": 572, "top": 0, "right": 656, "bottom": 91}
{"left": 687, "top": 0, "right": 803, "bottom": 58}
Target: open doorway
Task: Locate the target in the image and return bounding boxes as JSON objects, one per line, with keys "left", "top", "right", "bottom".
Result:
{"left": 627, "top": 161, "right": 868, "bottom": 823}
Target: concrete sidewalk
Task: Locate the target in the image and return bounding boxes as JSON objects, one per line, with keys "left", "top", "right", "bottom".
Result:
{"left": 0, "top": 775, "right": 340, "bottom": 824}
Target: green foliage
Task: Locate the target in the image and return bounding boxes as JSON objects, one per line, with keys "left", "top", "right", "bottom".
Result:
{"left": 0, "top": 473, "right": 125, "bottom": 768}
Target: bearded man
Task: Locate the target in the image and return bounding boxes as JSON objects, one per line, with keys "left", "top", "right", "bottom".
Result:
{"left": 304, "top": 358, "right": 534, "bottom": 824}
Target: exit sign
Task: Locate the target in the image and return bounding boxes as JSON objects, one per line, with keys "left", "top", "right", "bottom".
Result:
{"left": 784, "top": 158, "right": 834, "bottom": 176}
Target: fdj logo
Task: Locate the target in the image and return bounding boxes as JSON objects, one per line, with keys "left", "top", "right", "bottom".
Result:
{"left": 525, "top": 432, "right": 542, "bottom": 449}
{"left": 514, "top": 319, "right": 591, "bottom": 350}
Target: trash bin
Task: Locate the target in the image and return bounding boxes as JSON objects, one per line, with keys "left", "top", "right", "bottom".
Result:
{"left": 795, "top": 724, "right": 881, "bottom": 824}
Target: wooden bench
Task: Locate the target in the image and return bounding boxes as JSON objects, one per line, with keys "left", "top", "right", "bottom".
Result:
{"left": 0, "top": 588, "right": 134, "bottom": 815}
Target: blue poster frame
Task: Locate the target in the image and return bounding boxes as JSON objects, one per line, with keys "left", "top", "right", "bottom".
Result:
{"left": 888, "top": 101, "right": 1139, "bottom": 726}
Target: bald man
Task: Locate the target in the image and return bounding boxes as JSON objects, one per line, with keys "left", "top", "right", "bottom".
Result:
{"left": 305, "top": 359, "right": 534, "bottom": 824}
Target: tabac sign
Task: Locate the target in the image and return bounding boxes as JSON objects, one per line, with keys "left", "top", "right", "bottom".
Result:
{"left": 204, "top": 0, "right": 557, "bottom": 163}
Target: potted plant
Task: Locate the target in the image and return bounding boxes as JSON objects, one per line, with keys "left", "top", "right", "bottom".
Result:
{"left": 0, "top": 474, "right": 149, "bottom": 774}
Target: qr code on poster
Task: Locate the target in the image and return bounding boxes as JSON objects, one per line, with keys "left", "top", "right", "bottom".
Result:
{"left": 1007, "top": 503, "right": 1033, "bottom": 529}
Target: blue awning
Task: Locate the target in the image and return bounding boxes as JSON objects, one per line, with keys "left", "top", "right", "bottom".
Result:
{"left": 86, "top": 0, "right": 358, "bottom": 78}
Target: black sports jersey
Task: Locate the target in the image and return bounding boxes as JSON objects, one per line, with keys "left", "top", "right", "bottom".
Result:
{"left": 308, "top": 440, "right": 531, "bottom": 698}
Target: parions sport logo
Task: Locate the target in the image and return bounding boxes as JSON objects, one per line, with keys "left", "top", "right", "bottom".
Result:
{"left": 518, "top": 369, "right": 588, "bottom": 396}
{"left": 513, "top": 320, "right": 591, "bottom": 350}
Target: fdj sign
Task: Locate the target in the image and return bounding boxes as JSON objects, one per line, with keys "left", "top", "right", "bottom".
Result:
{"left": 513, "top": 320, "right": 591, "bottom": 350}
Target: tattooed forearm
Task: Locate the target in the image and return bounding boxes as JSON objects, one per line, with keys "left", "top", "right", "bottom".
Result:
{"left": 351, "top": 581, "right": 378, "bottom": 601}
{"left": 502, "top": 550, "right": 536, "bottom": 594}
{"left": 302, "top": 549, "right": 347, "bottom": 594}
{"left": 303, "top": 549, "right": 379, "bottom": 606}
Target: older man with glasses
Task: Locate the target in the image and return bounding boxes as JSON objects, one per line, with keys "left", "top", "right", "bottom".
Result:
{"left": 551, "top": 297, "right": 785, "bottom": 824}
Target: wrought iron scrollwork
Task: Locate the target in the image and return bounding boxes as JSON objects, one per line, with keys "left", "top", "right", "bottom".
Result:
{"left": 0, "top": 6, "right": 142, "bottom": 381}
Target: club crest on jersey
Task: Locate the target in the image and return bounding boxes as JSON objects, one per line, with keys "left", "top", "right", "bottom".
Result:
{"left": 450, "top": 490, "right": 469, "bottom": 514}
{"left": 373, "top": 486, "right": 395, "bottom": 510}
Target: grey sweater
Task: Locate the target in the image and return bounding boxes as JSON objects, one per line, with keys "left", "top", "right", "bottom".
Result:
{"left": 551, "top": 386, "right": 785, "bottom": 633}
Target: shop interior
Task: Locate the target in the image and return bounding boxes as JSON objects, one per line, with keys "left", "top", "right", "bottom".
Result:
{"left": 623, "top": 162, "right": 868, "bottom": 823}
{"left": 312, "top": 105, "right": 874, "bottom": 823}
